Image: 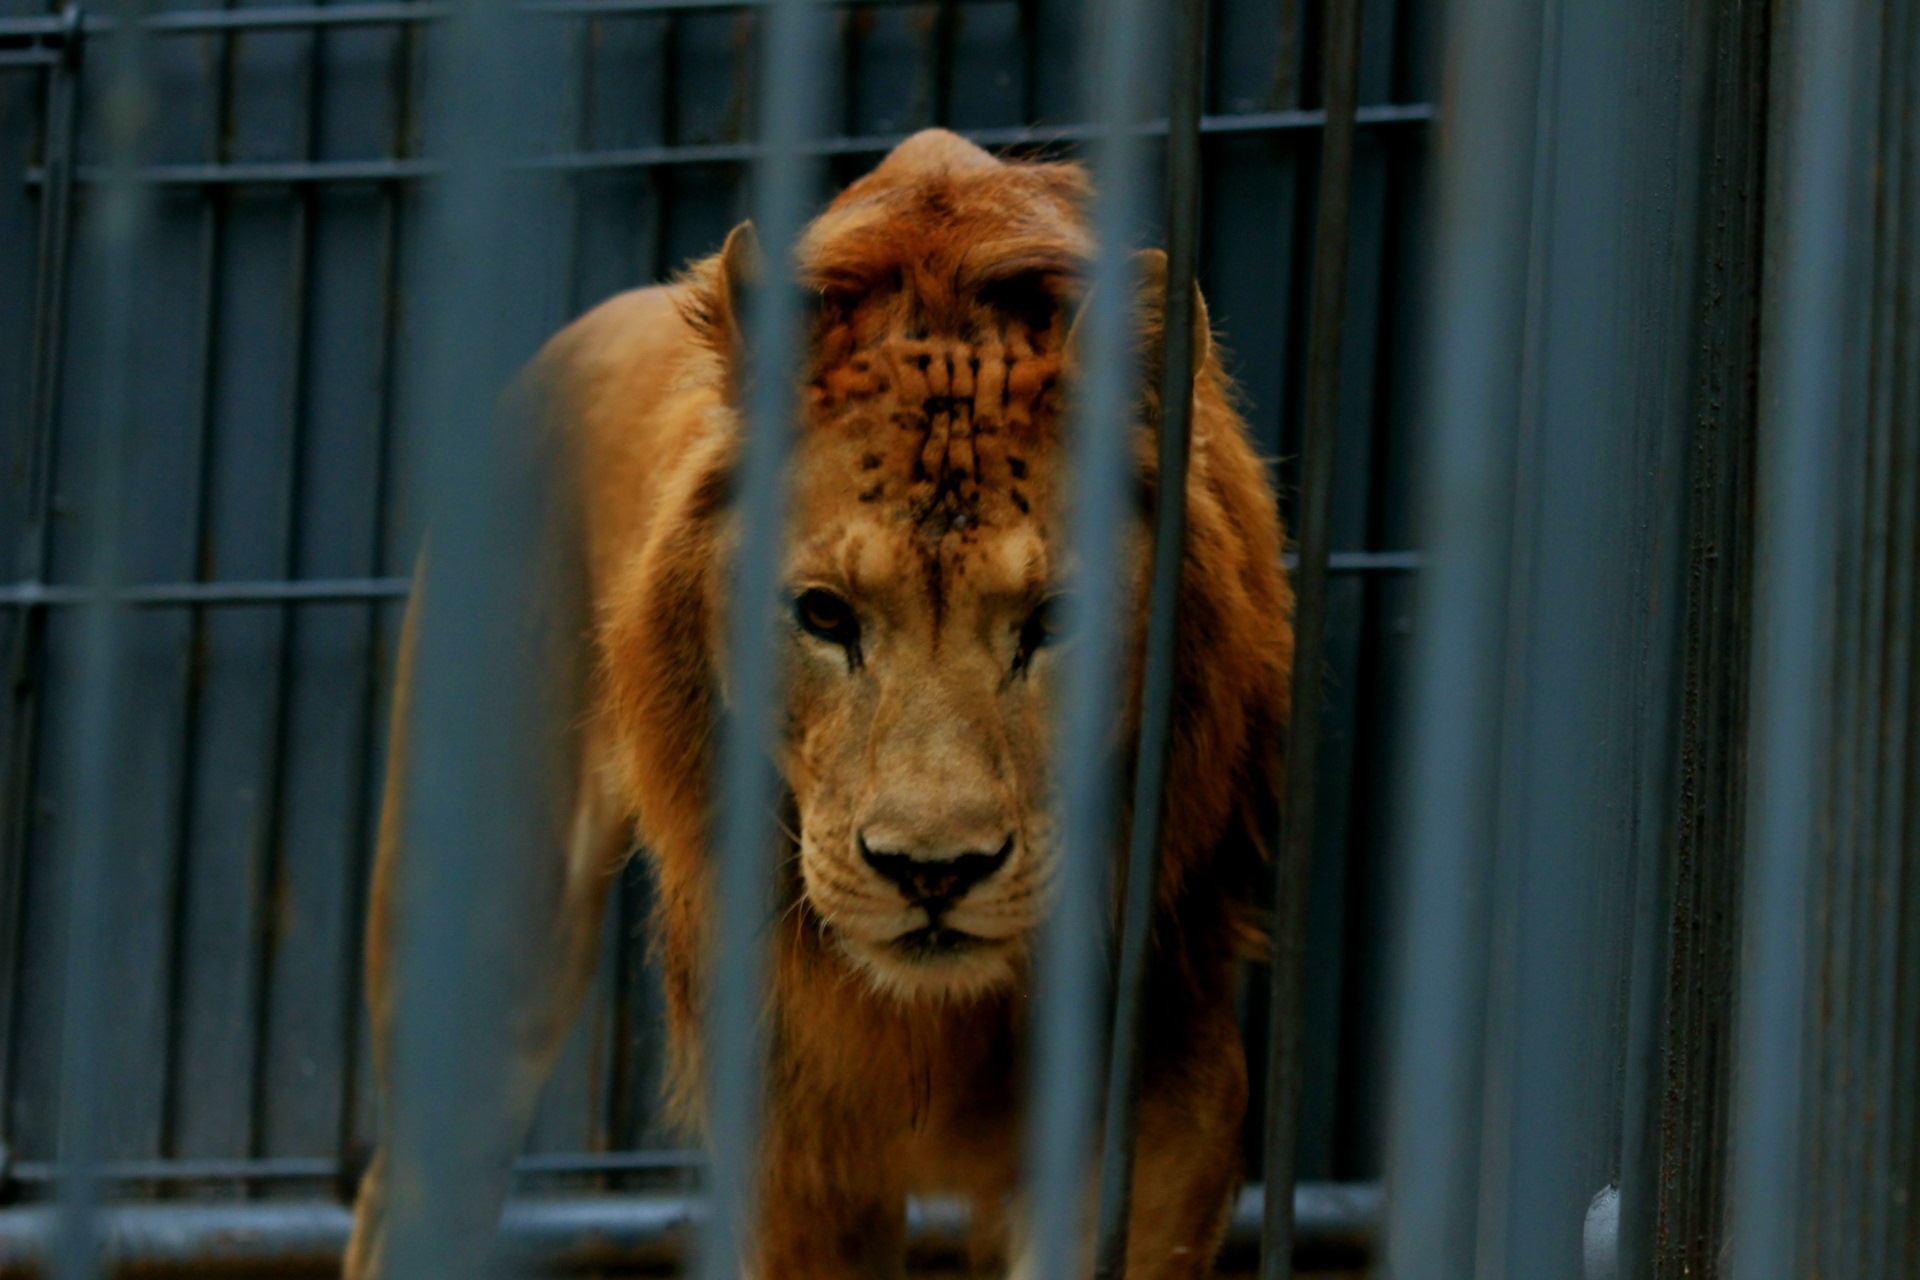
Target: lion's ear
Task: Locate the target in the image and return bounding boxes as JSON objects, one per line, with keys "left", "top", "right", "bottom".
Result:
{"left": 1064, "top": 247, "right": 1212, "bottom": 394}
{"left": 1129, "top": 247, "right": 1213, "bottom": 383}
{"left": 688, "top": 221, "right": 828, "bottom": 393}
{"left": 685, "top": 220, "right": 762, "bottom": 366}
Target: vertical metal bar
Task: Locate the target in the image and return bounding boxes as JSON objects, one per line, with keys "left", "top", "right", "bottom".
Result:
{"left": 0, "top": 0, "right": 83, "bottom": 1136}
{"left": 693, "top": 1, "right": 828, "bottom": 1276}
{"left": 1729, "top": 0, "right": 1861, "bottom": 1273}
{"left": 1021, "top": 0, "right": 1154, "bottom": 1271}
{"left": 1088, "top": 0, "right": 1208, "bottom": 1272}
{"left": 1379, "top": 0, "right": 1545, "bottom": 1272}
{"left": 56, "top": 0, "right": 154, "bottom": 1269}
{"left": 929, "top": 0, "right": 956, "bottom": 126}
{"left": 379, "top": 0, "right": 573, "bottom": 1270}
{"left": 156, "top": 0, "right": 241, "bottom": 1162}
{"left": 335, "top": 3, "right": 420, "bottom": 1184}
{"left": 1259, "top": 0, "right": 1359, "bottom": 1272}
{"left": 1269, "top": 0, "right": 1299, "bottom": 111}
{"left": 15, "top": 1, "right": 82, "bottom": 590}
{"left": 1014, "top": 0, "right": 1036, "bottom": 124}
{"left": 246, "top": 13, "right": 329, "bottom": 1163}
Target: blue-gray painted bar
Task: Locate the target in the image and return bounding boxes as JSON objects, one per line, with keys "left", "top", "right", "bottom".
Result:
{"left": 1021, "top": 0, "right": 1155, "bottom": 1271}
{"left": 375, "top": 0, "right": 574, "bottom": 1269}
{"left": 694, "top": 0, "right": 829, "bottom": 1276}
{"left": 53, "top": 0, "right": 153, "bottom": 1274}
{"left": 0, "top": 1181, "right": 1380, "bottom": 1271}
{"left": 1380, "top": 0, "right": 1543, "bottom": 1274}
{"left": 1090, "top": 0, "right": 1208, "bottom": 1269}
{"left": 1729, "top": 0, "right": 1859, "bottom": 1275}
{"left": 1260, "top": 0, "right": 1361, "bottom": 1271}
{"left": 20, "top": 107, "right": 1435, "bottom": 189}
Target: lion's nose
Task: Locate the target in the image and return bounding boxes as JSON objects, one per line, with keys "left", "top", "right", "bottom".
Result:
{"left": 859, "top": 833, "right": 1013, "bottom": 907}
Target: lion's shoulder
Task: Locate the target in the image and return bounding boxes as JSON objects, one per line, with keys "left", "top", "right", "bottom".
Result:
{"left": 537, "top": 282, "right": 721, "bottom": 593}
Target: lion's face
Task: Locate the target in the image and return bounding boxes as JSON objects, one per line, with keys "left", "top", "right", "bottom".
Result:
{"left": 770, "top": 310, "right": 1125, "bottom": 1001}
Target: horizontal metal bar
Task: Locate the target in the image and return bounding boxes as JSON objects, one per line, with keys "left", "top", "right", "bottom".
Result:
{"left": 517, "top": 0, "right": 990, "bottom": 13}
{"left": 6, "top": 1158, "right": 336, "bottom": 1185}
{"left": 0, "top": 0, "right": 1004, "bottom": 41}
{"left": 130, "top": 2, "right": 447, "bottom": 31}
{"left": 21, "top": 158, "right": 438, "bottom": 187}
{"left": 510, "top": 1150, "right": 705, "bottom": 1176}
{"left": 0, "top": 577, "right": 412, "bottom": 607}
{"left": 534, "top": 104, "right": 1436, "bottom": 171}
{"left": 23, "top": 105, "right": 1434, "bottom": 187}
{"left": 0, "top": 556, "right": 1409, "bottom": 615}
{"left": 0, "top": 49, "right": 61, "bottom": 67}
{"left": 0, "top": 1183, "right": 1378, "bottom": 1271}
{"left": 1313, "top": 549, "right": 1424, "bottom": 572}
{"left": 4, "top": 1150, "right": 702, "bottom": 1186}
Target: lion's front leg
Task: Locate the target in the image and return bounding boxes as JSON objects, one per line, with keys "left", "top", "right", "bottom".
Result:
{"left": 1119, "top": 998, "right": 1247, "bottom": 1280}
{"left": 752, "top": 1101, "right": 909, "bottom": 1280}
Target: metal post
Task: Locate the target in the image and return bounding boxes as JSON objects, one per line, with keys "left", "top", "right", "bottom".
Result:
{"left": 1089, "top": 0, "right": 1209, "bottom": 1273}
{"left": 1259, "top": 0, "right": 1360, "bottom": 1273}
{"left": 1380, "top": 0, "right": 1545, "bottom": 1274}
{"left": 376, "top": 0, "right": 575, "bottom": 1272}
{"left": 694, "top": 0, "right": 829, "bottom": 1275}
{"left": 53, "top": 0, "right": 153, "bottom": 1271}
{"left": 1728, "top": 0, "right": 1860, "bottom": 1275}
{"left": 1021, "top": 0, "right": 1156, "bottom": 1270}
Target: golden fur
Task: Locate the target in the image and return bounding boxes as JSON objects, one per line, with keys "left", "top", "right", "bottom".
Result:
{"left": 347, "top": 128, "right": 1292, "bottom": 1280}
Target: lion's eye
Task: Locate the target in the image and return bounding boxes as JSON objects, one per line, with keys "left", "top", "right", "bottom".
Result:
{"left": 1015, "top": 595, "right": 1069, "bottom": 670}
{"left": 794, "top": 589, "right": 860, "bottom": 650}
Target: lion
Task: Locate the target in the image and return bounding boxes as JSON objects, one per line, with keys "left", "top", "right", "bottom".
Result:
{"left": 346, "top": 128, "right": 1292, "bottom": 1280}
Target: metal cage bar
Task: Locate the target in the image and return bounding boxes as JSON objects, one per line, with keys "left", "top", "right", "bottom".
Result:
{"left": 1729, "top": 0, "right": 1861, "bottom": 1275}
{"left": 19, "top": 107, "right": 1433, "bottom": 187}
{"left": 695, "top": 0, "right": 830, "bottom": 1274}
{"left": 48, "top": 0, "right": 155, "bottom": 1272}
{"left": 1379, "top": 0, "right": 1544, "bottom": 1270}
{"left": 373, "top": 0, "right": 578, "bottom": 1268}
{"left": 0, "top": 0, "right": 81, "bottom": 1157}
{"left": 1090, "top": 0, "right": 1208, "bottom": 1269}
{"left": 1260, "top": 0, "right": 1362, "bottom": 1270}
{"left": 1022, "top": 0, "right": 1157, "bottom": 1272}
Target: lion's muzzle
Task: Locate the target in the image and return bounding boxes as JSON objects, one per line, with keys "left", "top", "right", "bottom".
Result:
{"left": 858, "top": 832, "right": 1012, "bottom": 912}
